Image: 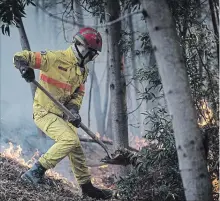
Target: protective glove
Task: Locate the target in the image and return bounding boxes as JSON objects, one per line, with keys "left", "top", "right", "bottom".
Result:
{"left": 64, "top": 103, "right": 81, "bottom": 128}
{"left": 13, "top": 56, "right": 35, "bottom": 83}
{"left": 68, "top": 109, "right": 81, "bottom": 128}
{"left": 19, "top": 66, "right": 35, "bottom": 83}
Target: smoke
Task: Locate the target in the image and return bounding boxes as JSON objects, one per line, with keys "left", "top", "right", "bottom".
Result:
{"left": 0, "top": 4, "right": 108, "bottom": 181}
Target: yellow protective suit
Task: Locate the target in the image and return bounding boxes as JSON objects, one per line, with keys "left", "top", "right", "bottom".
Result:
{"left": 14, "top": 46, "right": 91, "bottom": 184}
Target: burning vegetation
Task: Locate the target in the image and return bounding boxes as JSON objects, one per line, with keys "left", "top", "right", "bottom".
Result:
{"left": 197, "top": 99, "right": 216, "bottom": 127}
{"left": 0, "top": 143, "right": 120, "bottom": 201}
{"left": 0, "top": 100, "right": 218, "bottom": 201}
{"left": 0, "top": 128, "right": 150, "bottom": 201}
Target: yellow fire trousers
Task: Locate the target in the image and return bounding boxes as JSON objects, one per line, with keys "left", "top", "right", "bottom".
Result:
{"left": 34, "top": 113, "right": 91, "bottom": 185}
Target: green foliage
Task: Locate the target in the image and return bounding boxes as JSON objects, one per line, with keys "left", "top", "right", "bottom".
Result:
{"left": 82, "top": 0, "right": 105, "bottom": 19}
{"left": 117, "top": 106, "right": 185, "bottom": 201}
{"left": 0, "top": 0, "right": 35, "bottom": 36}
{"left": 117, "top": 1, "right": 219, "bottom": 200}
{"left": 167, "top": 0, "right": 219, "bottom": 118}
{"left": 120, "top": 0, "right": 140, "bottom": 11}
{"left": 136, "top": 64, "right": 163, "bottom": 101}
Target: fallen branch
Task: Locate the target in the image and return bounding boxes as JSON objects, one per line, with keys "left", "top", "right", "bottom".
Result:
{"left": 79, "top": 138, "right": 139, "bottom": 152}
{"left": 101, "top": 148, "right": 143, "bottom": 168}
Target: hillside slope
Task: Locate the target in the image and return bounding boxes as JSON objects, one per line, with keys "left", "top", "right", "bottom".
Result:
{"left": 0, "top": 154, "right": 118, "bottom": 201}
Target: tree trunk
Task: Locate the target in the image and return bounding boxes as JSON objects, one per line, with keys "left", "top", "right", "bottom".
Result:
{"left": 92, "top": 69, "right": 105, "bottom": 135}
{"left": 17, "top": 18, "right": 46, "bottom": 140}
{"left": 140, "top": 1, "right": 212, "bottom": 201}
{"left": 105, "top": 30, "right": 112, "bottom": 139}
{"left": 88, "top": 62, "right": 95, "bottom": 128}
{"left": 128, "top": 9, "right": 141, "bottom": 136}
{"left": 105, "top": 1, "right": 130, "bottom": 178}
{"left": 103, "top": 32, "right": 110, "bottom": 136}
{"left": 208, "top": 0, "right": 219, "bottom": 64}
{"left": 106, "top": 102, "right": 113, "bottom": 139}
{"left": 73, "top": 0, "right": 84, "bottom": 29}
{"left": 105, "top": 0, "right": 129, "bottom": 150}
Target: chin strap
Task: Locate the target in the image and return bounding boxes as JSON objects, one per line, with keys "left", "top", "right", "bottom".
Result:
{"left": 75, "top": 43, "right": 91, "bottom": 67}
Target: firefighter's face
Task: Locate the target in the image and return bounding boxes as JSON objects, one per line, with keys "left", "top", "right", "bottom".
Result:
{"left": 77, "top": 45, "right": 99, "bottom": 65}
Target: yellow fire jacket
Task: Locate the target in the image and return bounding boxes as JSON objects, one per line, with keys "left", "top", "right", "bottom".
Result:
{"left": 14, "top": 46, "right": 89, "bottom": 120}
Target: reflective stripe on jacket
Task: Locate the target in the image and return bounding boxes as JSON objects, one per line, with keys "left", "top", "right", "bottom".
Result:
{"left": 14, "top": 46, "right": 89, "bottom": 119}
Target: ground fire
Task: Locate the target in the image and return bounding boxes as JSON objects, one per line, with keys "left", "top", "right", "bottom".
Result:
{"left": 0, "top": 142, "right": 122, "bottom": 201}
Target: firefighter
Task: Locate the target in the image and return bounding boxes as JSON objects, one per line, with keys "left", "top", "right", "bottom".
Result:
{"left": 13, "top": 27, "right": 112, "bottom": 200}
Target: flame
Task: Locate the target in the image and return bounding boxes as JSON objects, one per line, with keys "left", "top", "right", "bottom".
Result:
{"left": 95, "top": 132, "right": 101, "bottom": 139}
{"left": 1, "top": 142, "right": 75, "bottom": 186}
{"left": 129, "top": 133, "right": 148, "bottom": 150}
{"left": 2, "top": 142, "right": 33, "bottom": 168}
{"left": 134, "top": 136, "right": 148, "bottom": 150}
{"left": 99, "top": 164, "right": 108, "bottom": 169}
{"left": 89, "top": 163, "right": 114, "bottom": 190}
{"left": 102, "top": 135, "right": 112, "bottom": 142}
{"left": 198, "top": 99, "right": 215, "bottom": 127}
{"left": 95, "top": 133, "right": 112, "bottom": 143}
{"left": 212, "top": 176, "right": 219, "bottom": 193}
{"left": 1, "top": 142, "right": 114, "bottom": 189}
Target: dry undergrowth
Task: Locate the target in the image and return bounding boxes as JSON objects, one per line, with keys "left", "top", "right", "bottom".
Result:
{"left": 0, "top": 154, "right": 120, "bottom": 201}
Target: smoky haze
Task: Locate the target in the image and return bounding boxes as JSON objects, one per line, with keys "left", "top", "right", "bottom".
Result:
{"left": 0, "top": 5, "right": 108, "bottom": 153}
{"left": 0, "top": 4, "right": 143, "bottom": 180}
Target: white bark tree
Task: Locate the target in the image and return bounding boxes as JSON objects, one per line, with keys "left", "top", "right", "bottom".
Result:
{"left": 88, "top": 62, "right": 95, "bottom": 128}
{"left": 92, "top": 69, "right": 105, "bottom": 134}
{"left": 140, "top": 1, "right": 212, "bottom": 201}
{"left": 127, "top": 9, "right": 141, "bottom": 136}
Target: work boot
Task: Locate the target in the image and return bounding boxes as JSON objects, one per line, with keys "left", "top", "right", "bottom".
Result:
{"left": 21, "top": 161, "right": 46, "bottom": 185}
{"left": 80, "top": 181, "right": 112, "bottom": 200}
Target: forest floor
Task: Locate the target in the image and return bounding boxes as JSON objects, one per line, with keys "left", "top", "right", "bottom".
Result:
{"left": 0, "top": 154, "right": 121, "bottom": 201}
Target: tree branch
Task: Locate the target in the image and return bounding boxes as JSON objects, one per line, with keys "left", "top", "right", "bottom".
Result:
{"left": 35, "top": 2, "right": 142, "bottom": 28}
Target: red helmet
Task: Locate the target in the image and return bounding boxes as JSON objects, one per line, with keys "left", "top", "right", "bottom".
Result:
{"left": 74, "top": 27, "right": 102, "bottom": 52}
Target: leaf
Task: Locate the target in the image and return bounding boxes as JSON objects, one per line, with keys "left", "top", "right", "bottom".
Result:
{"left": 1, "top": 24, "right": 5, "bottom": 35}
{"left": 5, "top": 25, "right": 10, "bottom": 36}
{"left": 30, "top": 1, "right": 36, "bottom": 6}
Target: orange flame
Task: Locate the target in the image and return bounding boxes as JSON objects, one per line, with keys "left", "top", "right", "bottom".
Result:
{"left": 1, "top": 142, "right": 75, "bottom": 186}
{"left": 198, "top": 99, "right": 215, "bottom": 127}
{"left": 95, "top": 132, "right": 101, "bottom": 139}
{"left": 129, "top": 133, "right": 148, "bottom": 150}
{"left": 102, "top": 135, "right": 112, "bottom": 142}
{"left": 2, "top": 142, "right": 33, "bottom": 167}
